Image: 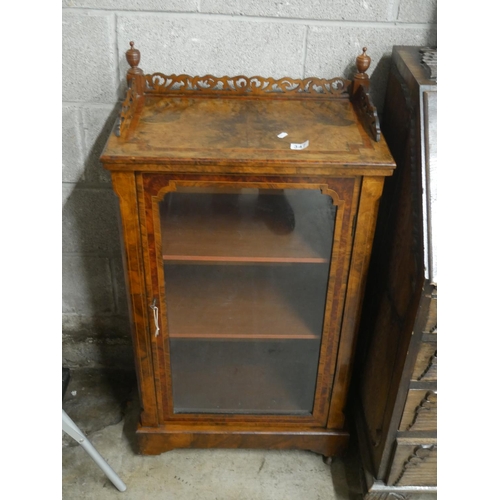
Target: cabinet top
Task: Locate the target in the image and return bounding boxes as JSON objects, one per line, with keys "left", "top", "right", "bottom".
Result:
{"left": 100, "top": 44, "right": 395, "bottom": 176}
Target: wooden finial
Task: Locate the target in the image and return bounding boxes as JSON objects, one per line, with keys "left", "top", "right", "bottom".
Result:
{"left": 355, "top": 47, "right": 371, "bottom": 79}
{"left": 350, "top": 47, "right": 380, "bottom": 141}
{"left": 125, "top": 41, "right": 144, "bottom": 93}
{"left": 351, "top": 46, "right": 371, "bottom": 96}
{"left": 126, "top": 41, "right": 142, "bottom": 72}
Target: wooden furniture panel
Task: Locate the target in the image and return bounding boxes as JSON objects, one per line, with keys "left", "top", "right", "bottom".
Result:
{"left": 100, "top": 42, "right": 395, "bottom": 459}
{"left": 137, "top": 423, "right": 349, "bottom": 457}
{"left": 398, "top": 390, "right": 437, "bottom": 432}
{"left": 110, "top": 172, "right": 160, "bottom": 427}
{"left": 353, "top": 46, "right": 437, "bottom": 499}
{"left": 387, "top": 439, "right": 437, "bottom": 487}
{"left": 411, "top": 343, "right": 437, "bottom": 382}
{"left": 423, "top": 298, "right": 437, "bottom": 334}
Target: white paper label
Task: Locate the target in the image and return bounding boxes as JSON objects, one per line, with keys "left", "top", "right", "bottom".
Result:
{"left": 277, "top": 132, "right": 288, "bottom": 138}
{"left": 290, "top": 140, "right": 309, "bottom": 150}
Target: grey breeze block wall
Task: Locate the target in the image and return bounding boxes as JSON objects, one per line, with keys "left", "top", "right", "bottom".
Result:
{"left": 62, "top": 0, "right": 437, "bottom": 369}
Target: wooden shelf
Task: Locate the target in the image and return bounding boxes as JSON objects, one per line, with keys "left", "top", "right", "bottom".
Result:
{"left": 160, "top": 190, "right": 335, "bottom": 264}
{"left": 164, "top": 263, "right": 329, "bottom": 340}
{"left": 170, "top": 340, "right": 319, "bottom": 414}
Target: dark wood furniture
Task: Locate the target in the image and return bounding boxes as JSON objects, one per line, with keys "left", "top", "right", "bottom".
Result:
{"left": 353, "top": 46, "right": 437, "bottom": 499}
{"left": 100, "top": 42, "right": 395, "bottom": 458}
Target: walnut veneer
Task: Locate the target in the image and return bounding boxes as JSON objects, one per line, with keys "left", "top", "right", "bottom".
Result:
{"left": 100, "top": 42, "right": 395, "bottom": 458}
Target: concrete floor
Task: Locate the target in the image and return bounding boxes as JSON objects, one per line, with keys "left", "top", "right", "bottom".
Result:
{"left": 62, "top": 369, "right": 434, "bottom": 499}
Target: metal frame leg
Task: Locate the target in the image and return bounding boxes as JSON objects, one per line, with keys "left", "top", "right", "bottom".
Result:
{"left": 62, "top": 409, "right": 127, "bottom": 492}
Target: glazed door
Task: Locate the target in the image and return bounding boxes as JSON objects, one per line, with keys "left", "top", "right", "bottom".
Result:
{"left": 139, "top": 174, "right": 359, "bottom": 426}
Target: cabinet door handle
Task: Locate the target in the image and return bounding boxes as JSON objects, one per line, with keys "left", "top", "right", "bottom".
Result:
{"left": 149, "top": 298, "right": 160, "bottom": 337}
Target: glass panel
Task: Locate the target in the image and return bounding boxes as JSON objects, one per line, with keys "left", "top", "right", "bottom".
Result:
{"left": 159, "top": 188, "right": 336, "bottom": 415}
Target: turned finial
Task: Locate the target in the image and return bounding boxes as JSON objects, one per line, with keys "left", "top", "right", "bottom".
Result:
{"left": 126, "top": 41, "right": 142, "bottom": 71}
{"left": 125, "top": 41, "right": 144, "bottom": 92}
{"left": 355, "top": 47, "right": 371, "bottom": 79}
{"left": 351, "top": 46, "right": 371, "bottom": 96}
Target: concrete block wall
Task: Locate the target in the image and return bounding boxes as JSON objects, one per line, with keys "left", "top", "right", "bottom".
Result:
{"left": 62, "top": 0, "right": 436, "bottom": 368}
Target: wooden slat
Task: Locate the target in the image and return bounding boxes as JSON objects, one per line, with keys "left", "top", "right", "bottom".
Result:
{"left": 399, "top": 389, "right": 437, "bottom": 432}
{"left": 411, "top": 342, "right": 437, "bottom": 382}
{"left": 387, "top": 438, "right": 437, "bottom": 486}
{"left": 423, "top": 297, "right": 437, "bottom": 334}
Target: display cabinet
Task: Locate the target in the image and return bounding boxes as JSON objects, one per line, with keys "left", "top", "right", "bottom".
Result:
{"left": 100, "top": 42, "right": 395, "bottom": 458}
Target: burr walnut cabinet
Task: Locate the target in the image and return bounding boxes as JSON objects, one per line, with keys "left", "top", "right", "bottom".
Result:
{"left": 353, "top": 46, "right": 437, "bottom": 499}
{"left": 100, "top": 42, "right": 395, "bottom": 458}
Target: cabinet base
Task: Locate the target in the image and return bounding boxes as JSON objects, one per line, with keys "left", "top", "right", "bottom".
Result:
{"left": 136, "top": 423, "right": 349, "bottom": 456}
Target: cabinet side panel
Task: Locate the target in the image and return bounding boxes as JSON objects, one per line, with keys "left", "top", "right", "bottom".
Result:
{"left": 111, "top": 170, "right": 159, "bottom": 426}
{"left": 327, "top": 175, "right": 385, "bottom": 429}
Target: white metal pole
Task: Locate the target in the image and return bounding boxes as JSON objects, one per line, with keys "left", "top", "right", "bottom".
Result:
{"left": 62, "top": 410, "right": 127, "bottom": 492}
